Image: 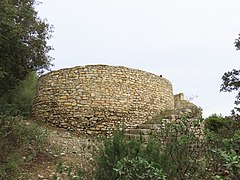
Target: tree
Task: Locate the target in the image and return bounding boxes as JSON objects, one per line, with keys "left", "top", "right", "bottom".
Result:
{"left": 220, "top": 34, "right": 240, "bottom": 120}
{"left": 0, "top": 0, "right": 53, "bottom": 96}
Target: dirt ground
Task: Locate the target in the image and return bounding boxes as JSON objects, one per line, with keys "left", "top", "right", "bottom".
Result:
{"left": 19, "top": 122, "right": 100, "bottom": 180}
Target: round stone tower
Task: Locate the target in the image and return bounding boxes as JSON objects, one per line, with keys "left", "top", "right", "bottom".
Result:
{"left": 32, "top": 65, "right": 174, "bottom": 135}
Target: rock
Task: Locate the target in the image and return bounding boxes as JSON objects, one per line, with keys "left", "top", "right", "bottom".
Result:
{"left": 185, "top": 109, "right": 192, "bottom": 113}
{"left": 37, "top": 174, "right": 44, "bottom": 179}
{"left": 86, "top": 130, "right": 93, "bottom": 135}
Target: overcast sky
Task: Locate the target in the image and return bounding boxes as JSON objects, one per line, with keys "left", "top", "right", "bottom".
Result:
{"left": 37, "top": 0, "right": 240, "bottom": 117}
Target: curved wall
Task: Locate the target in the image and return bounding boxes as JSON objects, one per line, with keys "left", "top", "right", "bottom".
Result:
{"left": 32, "top": 65, "right": 174, "bottom": 135}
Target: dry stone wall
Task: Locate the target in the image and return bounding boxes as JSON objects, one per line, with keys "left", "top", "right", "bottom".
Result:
{"left": 32, "top": 65, "right": 174, "bottom": 135}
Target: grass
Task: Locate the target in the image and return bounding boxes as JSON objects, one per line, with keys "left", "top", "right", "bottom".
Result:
{"left": 0, "top": 115, "right": 49, "bottom": 179}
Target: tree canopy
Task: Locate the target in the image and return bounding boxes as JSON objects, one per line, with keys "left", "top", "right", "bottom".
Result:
{"left": 0, "top": 0, "right": 53, "bottom": 96}
{"left": 220, "top": 34, "right": 240, "bottom": 120}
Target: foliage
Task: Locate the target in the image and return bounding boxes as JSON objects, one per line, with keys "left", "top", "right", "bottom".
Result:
{"left": 234, "top": 33, "right": 240, "bottom": 50}
{"left": 205, "top": 116, "right": 240, "bottom": 179}
{"left": 219, "top": 149, "right": 240, "bottom": 176}
{"left": 192, "top": 106, "right": 203, "bottom": 118}
{"left": 220, "top": 34, "right": 240, "bottom": 120}
{"left": 0, "top": 71, "right": 38, "bottom": 116}
{"left": 154, "top": 118, "right": 208, "bottom": 179}
{"left": 0, "top": 115, "right": 48, "bottom": 179}
{"left": 220, "top": 69, "right": 240, "bottom": 119}
{"left": 204, "top": 114, "right": 235, "bottom": 133}
{"left": 210, "top": 136, "right": 240, "bottom": 179}
{"left": 114, "top": 157, "right": 166, "bottom": 180}
{"left": 95, "top": 131, "right": 142, "bottom": 180}
{"left": 0, "top": 0, "right": 53, "bottom": 96}
{"left": 95, "top": 118, "right": 209, "bottom": 179}
{"left": 95, "top": 115, "right": 240, "bottom": 179}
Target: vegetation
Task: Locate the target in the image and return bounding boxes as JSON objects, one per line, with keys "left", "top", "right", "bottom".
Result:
{"left": 0, "top": 1, "right": 53, "bottom": 175}
{"left": 95, "top": 115, "right": 240, "bottom": 180}
{"left": 204, "top": 114, "right": 236, "bottom": 133}
{"left": 0, "top": 69, "right": 49, "bottom": 179}
{"left": 114, "top": 156, "right": 166, "bottom": 180}
{"left": 0, "top": 115, "right": 48, "bottom": 179}
{"left": 0, "top": 71, "right": 38, "bottom": 116}
{"left": 0, "top": 0, "right": 53, "bottom": 97}
{"left": 52, "top": 160, "right": 84, "bottom": 180}
{"left": 0, "top": 1, "right": 239, "bottom": 177}
{"left": 0, "top": 0, "right": 53, "bottom": 176}
{"left": 220, "top": 35, "right": 240, "bottom": 120}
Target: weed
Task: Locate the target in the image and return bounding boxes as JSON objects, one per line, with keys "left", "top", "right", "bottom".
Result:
{"left": 114, "top": 156, "right": 166, "bottom": 180}
{"left": 53, "top": 160, "right": 84, "bottom": 180}
{"left": 0, "top": 115, "right": 48, "bottom": 179}
{"left": 0, "top": 72, "right": 37, "bottom": 116}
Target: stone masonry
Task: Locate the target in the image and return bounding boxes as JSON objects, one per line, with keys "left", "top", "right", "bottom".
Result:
{"left": 32, "top": 65, "right": 176, "bottom": 135}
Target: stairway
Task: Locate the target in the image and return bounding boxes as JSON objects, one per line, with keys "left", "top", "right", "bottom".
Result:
{"left": 124, "top": 109, "right": 203, "bottom": 141}
{"left": 124, "top": 117, "right": 171, "bottom": 141}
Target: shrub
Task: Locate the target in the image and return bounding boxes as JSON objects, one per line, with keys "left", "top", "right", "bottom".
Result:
{"left": 204, "top": 114, "right": 235, "bottom": 133}
{"left": 95, "top": 116, "right": 240, "bottom": 179}
{"left": 153, "top": 118, "right": 210, "bottom": 179}
{"left": 95, "top": 118, "right": 210, "bottom": 179}
{"left": 95, "top": 131, "right": 141, "bottom": 180}
{"left": 209, "top": 129, "right": 240, "bottom": 179}
{"left": 114, "top": 156, "right": 166, "bottom": 180}
{"left": 0, "top": 72, "right": 38, "bottom": 116}
{"left": 0, "top": 115, "right": 48, "bottom": 179}
{"left": 204, "top": 114, "right": 240, "bottom": 179}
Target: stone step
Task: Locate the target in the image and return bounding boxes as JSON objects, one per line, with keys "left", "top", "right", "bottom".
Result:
{"left": 125, "top": 134, "right": 150, "bottom": 142}
{"left": 125, "top": 128, "right": 152, "bottom": 135}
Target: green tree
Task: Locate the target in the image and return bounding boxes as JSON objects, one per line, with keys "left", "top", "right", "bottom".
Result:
{"left": 0, "top": 0, "right": 53, "bottom": 96}
{"left": 0, "top": 71, "right": 38, "bottom": 115}
{"left": 220, "top": 34, "right": 240, "bottom": 120}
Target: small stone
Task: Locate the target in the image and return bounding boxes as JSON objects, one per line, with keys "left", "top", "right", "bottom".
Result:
{"left": 60, "top": 122, "right": 68, "bottom": 126}
{"left": 222, "top": 169, "right": 230, "bottom": 176}
{"left": 185, "top": 109, "right": 192, "bottom": 113}
{"left": 38, "top": 174, "right": 44, "bottom": 179}
{"left": 86, "top": 130, "right": 93, "bottom": 135}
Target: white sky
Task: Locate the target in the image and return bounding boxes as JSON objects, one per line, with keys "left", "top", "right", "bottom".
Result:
{"left": 37, "top": 0, "right": 240, "bottom": 117}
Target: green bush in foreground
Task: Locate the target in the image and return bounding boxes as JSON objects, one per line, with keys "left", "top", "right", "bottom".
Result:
{"left": 95, "top": 116, "right": 240, "bottom": 179}
{"left": 95, "top": 131, "right": 142, "bottom": 180}
{"left": 95, "top": 118, "right": 207, "bottom": 179}
{"left": 0, "top": 115, "right": 48, "bottom": 179}
{"left": 114, "top": 156, "right": 166, "bottom": 180}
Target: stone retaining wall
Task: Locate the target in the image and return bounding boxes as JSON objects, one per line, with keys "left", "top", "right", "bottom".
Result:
{"left": 32, "top": 65, "right": 174, "bottom": 135}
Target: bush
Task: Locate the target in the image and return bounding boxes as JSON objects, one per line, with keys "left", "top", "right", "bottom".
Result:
{"left": 152, "top": 118, "right": 210, "bottom": 179}
{"left": 208, "top": 129, "right": 240, "bottom": 179}
{"left": 95, "top": 116, "right": 240, "bottom": 179}
{"left": 0, "top": 72, "right": 38, "bottom": 116}
{"left": 204, "top": 114, "right": 235, "bottom": 133}
{"left": 114, "top": 157, "right": 166, "bottom": 180}
{"left": 95, "top": 118, "right": 210, "bottom": 179}
{"left": 204, "top": 114, "right": 240, "bottom": 179}
{"left": 0, "top": 115, "right": 48, "bottom": 179}
{"left": 95, "top": 131, "right": 142, "bottom": 180}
